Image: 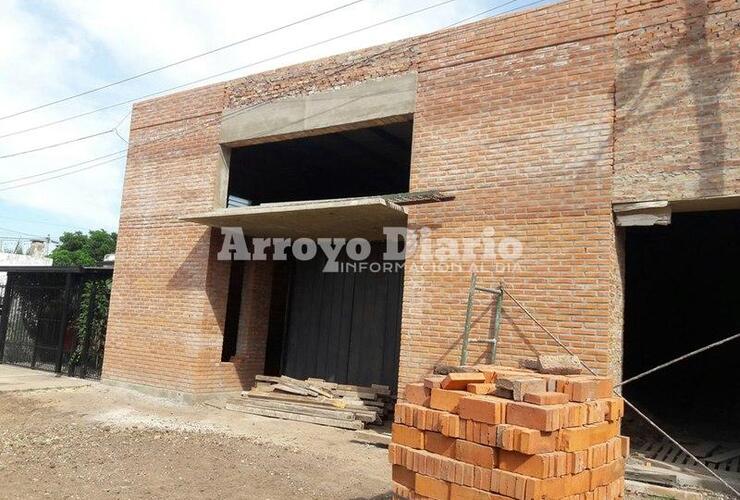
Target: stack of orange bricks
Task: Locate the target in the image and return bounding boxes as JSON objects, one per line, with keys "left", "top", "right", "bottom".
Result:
{"left": 388, "top": 365, "right": 628, "bottom": 500}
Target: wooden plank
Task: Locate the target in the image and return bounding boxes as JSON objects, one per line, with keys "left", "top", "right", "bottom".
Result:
{"left": 665, "top": 443, "right": 682, "bottom": 464}
{"left": 625, "top": 480, "right": 702, "bottom": 500}
{"left": 637, "top": 440, "right": 654, "bottom": 453}
{"left": 332, "top": 389, "right": 378, "bottom": 400}
{"left": 244, "top": 392, "right": 381, "bottom": 417}
{"left": 307, "top": 377, "right": 335, "bottom": 389}
{"left": 638, "top": 457, "right": 698, "bottom": 473}
{"left": 273, "top": 383, "right": 314, "bottom": 396}
{"left": 252, "top": 399, "right": 376, "bottom": 424}
{"left": 279, "top": 375, "right": 333, "bottom": 398}
{"left": 353, "top": 429, "right": 391, "bottom": 447}
{"left": 655, "top": 441, "right": 673, "bottom": 462}
{"left": 613, "top": 200, "right": 669, "bottom": 213}
{"left": 615, "top": 207, "right": 671, "bottom": 227}
{"left": 231, "top": 399, "right": 358, "bottom": 421}
{"left": 626, "top": 464, "right": 678, "bottom": 487}
{"left": 706, "top": 447, "right": 740, "bottom": 464}
{"left": 223, "top": 403, "right": 364, "bottom": 430}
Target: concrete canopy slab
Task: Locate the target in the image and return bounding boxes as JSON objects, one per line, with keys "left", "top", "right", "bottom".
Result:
{"left": 181, "top": 197, "right": 407, "bottom": 240}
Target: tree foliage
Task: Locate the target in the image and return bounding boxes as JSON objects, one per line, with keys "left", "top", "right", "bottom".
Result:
{"left": 50, "top": 230, "right": 117, "bottom": 267}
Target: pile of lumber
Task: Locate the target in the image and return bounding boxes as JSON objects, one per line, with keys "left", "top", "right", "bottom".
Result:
{"left": 389, "top": 364, "right": 628, "bottom": 499}
{"left": 627, "top": 438, "right": 740, "bottom": 494}
{"left": 224, "top": 374, "right": 393, "bottom": 430}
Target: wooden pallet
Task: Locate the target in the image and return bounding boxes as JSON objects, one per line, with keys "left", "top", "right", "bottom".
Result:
{"left": 637, "top": 438, "right": 740, "bottom": 475}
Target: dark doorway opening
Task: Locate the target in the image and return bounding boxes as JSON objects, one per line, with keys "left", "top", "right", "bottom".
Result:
{"left": 263, "top": 261, "right": 291, "bottom": 376}
{"left": 623, "top": 210, "right": 740, "bottom": 446}
{"left": 221, "top": 260, "right": 245, "bottom": 362}
{"left": 227, "top": 120, "right": 413, "bottom": 206}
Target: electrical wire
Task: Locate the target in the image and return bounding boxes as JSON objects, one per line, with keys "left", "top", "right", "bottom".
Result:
{"left": 0, "top": 152, "right": 128, "bottom": 193}
{"left": 0, "top": 0, "right": 467, "bottom": 187}
{"left": 0, "top": 225, "right": 48, "bottom": 239}
{"left": 0, "top": 129, "right": 115, "bottom": 159}
{"left": 0, "top": 110, "right": 132, "bottom": 159}
{"left": 614, "top": 332, "right": 740, "bottom": 388}
{"left": 0, "top": 150, "right": 127, "bottom": 186}
{"left": 0, "top": 0, "right": 548, "bottom": 191}
{"left": 0, "top": 0, "right": 458, "bottom": 141}
{"left": 0, "top": 0, "right": 367, "bottom": 121}
{"left": 0, "top": 214, "right": 91, "bottom": 230}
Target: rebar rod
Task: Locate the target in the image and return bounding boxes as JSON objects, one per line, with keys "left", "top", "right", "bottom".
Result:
{"left": 615, "top": 333, "right": 740, "bottom": 388}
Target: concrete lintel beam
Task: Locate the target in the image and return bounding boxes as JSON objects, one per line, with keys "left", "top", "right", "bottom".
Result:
{"left": 219, "top": 73, "right": 417, "bottom": 147}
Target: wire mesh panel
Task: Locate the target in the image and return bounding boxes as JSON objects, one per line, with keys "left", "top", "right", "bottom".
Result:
{"left": 0, "top": 269, "right": 111, "bottom": 379}
{"left": 0, "top": 273, "right": 72, "bottom": 371}
{"left": 65, "top": 276, "right": 111, "bottom": 379}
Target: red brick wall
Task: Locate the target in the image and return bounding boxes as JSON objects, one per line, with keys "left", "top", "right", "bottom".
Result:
{"left": 613, "top": 0, "right": 739, "bottom": 202}
{"left": 103, "top": 85, "right": 228, "bottom": 393}
{"left": 231, "top": 260, "right": 274, "bottom": 387}
{"left": 104, "top": 0, "right": 738, "bottom": 396}
{"left": 400, "top": 33, "right": 619, "bottom": 387}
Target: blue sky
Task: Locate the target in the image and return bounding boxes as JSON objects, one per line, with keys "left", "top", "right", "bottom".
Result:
{"left": 0, "top": 0, "right": 548, "bottom": 245}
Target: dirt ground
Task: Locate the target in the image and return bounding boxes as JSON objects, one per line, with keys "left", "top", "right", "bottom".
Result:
{"left": 0, "top": 383, "right": 391, "bottom": 499}
{"left": 2, "top": 380, "right": 731, "bottom": 500}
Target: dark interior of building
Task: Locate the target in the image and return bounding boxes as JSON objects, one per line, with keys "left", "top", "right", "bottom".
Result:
{"left": 227, "top": 120, "right": 413, "bottom": 205}
{"left": 623, "top": 210, "right": 740, "bottom": 443}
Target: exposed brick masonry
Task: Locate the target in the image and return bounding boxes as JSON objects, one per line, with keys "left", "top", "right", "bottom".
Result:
{"left": 103, "top": 0, "right": 739, "bottom": 396}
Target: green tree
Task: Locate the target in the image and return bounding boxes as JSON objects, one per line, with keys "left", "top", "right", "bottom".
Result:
{"left": 50, "top": 230, "right": 117, "bottom": 266}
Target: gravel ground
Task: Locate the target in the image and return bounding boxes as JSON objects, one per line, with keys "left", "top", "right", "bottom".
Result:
{"left": 0, "top": 384, "right": 391, "bottom": 499}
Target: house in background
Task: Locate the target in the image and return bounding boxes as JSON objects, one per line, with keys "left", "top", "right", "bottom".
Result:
{"left": 0, "top": 240, "right": 52, "bottom": 287}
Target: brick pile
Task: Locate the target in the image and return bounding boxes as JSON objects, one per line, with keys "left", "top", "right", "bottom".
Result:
{"left": 388, "top": 365, "right": 628, "bottom": 499}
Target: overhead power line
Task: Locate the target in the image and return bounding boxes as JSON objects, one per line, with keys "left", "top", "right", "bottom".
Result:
{"left": 0, "top": 110, "right": 131, "bottom": 159}
{"left": 0, "top": 150, "right": 127, "bottom": 186}
{"left": 0, "top": 129, "right": 114, "bottom": 159}
{"left": 0, "top": 0, "right": 458, "bottom": 141}
{"left": 0, "top": 0, "right": 367, "bottom": 121}
{"left": 0, "top": 0, "right": 549, "bottom": 192}
{"left": 0, "top": 225, "right": 48, "bottom": 239}
{"left": 0, "top": 152, "right": 128, "bottom": 193}
{"left": 0, "top": 214, "right": 91, "bottom": 231}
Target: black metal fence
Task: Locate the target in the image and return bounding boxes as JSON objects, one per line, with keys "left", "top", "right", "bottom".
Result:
{"left": 0, "top": 267, "right": 112, "bottom": 379}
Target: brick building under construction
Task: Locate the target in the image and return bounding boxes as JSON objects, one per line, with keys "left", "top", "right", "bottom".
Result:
{"left": 103, "top": 0, "right": 739, "bottom": 434}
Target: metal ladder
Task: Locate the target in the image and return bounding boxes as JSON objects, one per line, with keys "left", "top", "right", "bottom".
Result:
{"left": 459, "top": 272, "right": 504, "bottom": 365}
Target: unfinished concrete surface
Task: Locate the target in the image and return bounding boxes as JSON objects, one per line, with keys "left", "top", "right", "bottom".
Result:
{"left": 0, "top": 365, "right": 91, "bottom": 393}
{"left": 182, "top": 197, "right": 407, "bottom": 240}
{"left": 219, "top": 73, "right": 417, "bottom": 147}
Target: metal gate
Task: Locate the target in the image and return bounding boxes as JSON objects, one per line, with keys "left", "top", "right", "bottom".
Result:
{"left": 0, "top": 267, "right": 112, "bottom": 379}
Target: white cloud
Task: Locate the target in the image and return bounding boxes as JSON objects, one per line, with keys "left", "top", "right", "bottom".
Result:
{"left": 0, "top": 0, "right": 498, "bottom": 237}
